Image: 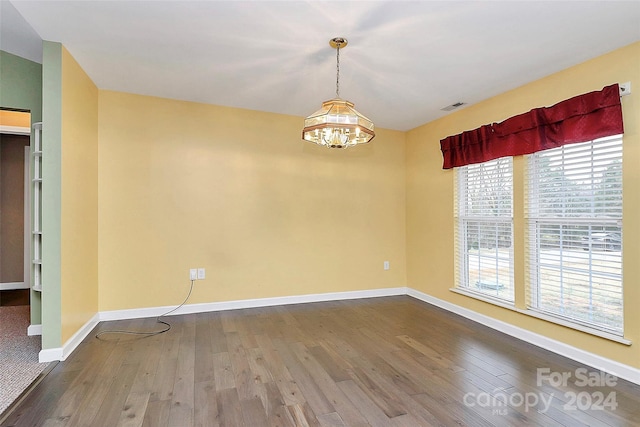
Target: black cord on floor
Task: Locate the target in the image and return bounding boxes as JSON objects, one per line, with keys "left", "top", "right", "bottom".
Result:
{"left": 95, "top": 279, "right": 195, "bottom": 340}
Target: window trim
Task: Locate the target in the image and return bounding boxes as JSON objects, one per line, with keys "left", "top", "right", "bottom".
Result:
{"left": 455, "top": 157, "right": 515, "bottom": 303}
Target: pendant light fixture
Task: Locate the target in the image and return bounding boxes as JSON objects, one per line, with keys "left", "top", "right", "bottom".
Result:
{"left": 302, "top": 37, "right": 375, "bottom": 149}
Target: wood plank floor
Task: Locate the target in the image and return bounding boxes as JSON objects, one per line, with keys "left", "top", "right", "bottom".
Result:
{"left": 2, "top": 296, "right": 639, "bottom": 426}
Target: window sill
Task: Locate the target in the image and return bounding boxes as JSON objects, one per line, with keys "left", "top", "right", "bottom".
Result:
{"left": 450, "top": 287, "right": 516, "bottom": 310}
{"left": 450, "top": 287, "right": 631, "bottom": 346}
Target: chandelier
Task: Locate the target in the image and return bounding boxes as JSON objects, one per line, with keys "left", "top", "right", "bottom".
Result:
{"left": 302, "top": 37, "right": 375, "bottom": 149}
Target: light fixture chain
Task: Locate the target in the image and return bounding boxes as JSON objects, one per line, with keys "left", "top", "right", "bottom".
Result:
{"left": 336, "top": 44, "right": 340, "bottom": 98}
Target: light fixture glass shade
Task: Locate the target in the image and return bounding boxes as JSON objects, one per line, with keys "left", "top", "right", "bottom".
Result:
{"left": 302, "top": 98, "right": 375, "bottom": 149}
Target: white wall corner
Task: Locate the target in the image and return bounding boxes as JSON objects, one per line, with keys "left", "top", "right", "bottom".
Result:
{"left": 406, "top": 288, "right": 640, "bottom": 386}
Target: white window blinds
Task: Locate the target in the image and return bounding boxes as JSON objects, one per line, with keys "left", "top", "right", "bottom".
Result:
{"left": 526, "top": 135, "right": 623, "bottom": 334}
{"left": 456, "top": 157, "right": 514, "bottom": 302}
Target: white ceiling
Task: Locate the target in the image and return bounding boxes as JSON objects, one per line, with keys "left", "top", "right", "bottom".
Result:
{"left": 4, "top": 1, "right": 640, "bottom": 131}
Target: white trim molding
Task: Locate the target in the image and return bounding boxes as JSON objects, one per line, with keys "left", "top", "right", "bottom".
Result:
{"left": 39, "top": 313, "right": 100, "bottom": 363}
{"left": 0, "top": 281, "right": 29, "bottom": 290}
{"left": 407, "top": 288, "right": 640, "bottom": 386}
{"left": 0, "top": 125, "right": 31, "bottom": 135}
{"left": 449, "top": 287, "right": 631, "bottom": 345}
{"left": 99, "top": 287, "right": 408, "bottom": 322}
{"left": 27, "top": 324, "right": 42, "bottom": 336}
{"left": 38, "top": 348, "right": 63, "bottom": 363}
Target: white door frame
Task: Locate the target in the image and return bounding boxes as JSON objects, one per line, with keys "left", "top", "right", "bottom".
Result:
{"left": 0, "top": 126, "right": 31, "bottom": 290}
{"left": 23, "top": 144, "right": 31, "bottom": 290}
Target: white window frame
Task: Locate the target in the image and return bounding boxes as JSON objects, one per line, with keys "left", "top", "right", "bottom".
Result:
{"left": 455, "top": 157, "right": 514, "bottom": 304}
{"left": 525, "top": 135, "right": 623, "bottom": 336}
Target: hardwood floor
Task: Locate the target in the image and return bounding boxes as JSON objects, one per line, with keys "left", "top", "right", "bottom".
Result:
{"left": 2, "top": 296, "right": 639, "bottom": 426}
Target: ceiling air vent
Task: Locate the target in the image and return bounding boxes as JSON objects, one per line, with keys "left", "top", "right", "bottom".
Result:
{"left": 441, "top": 102, "right": 466, "bottom": 112}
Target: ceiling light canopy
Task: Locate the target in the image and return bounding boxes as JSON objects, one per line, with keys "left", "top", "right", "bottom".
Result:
{"left": 302, "top": 37, "right": 375, "bottom": 149}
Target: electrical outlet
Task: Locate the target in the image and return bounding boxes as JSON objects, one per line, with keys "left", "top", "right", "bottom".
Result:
{"left": 190, "top": 268, "right": 197, "bottom": 280}
{"left": 197, "top": 268, "right": 205, "bottom": 280}
{"left": 384, "top": 261, "right": 390, "bottom": 270}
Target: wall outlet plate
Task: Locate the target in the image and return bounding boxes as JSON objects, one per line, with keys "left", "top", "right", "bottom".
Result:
{"left": 190, "top": 268, "right": 197, "bottom": 280}
{"left": 197, "top": 268, "right": 205, "bottom": 280}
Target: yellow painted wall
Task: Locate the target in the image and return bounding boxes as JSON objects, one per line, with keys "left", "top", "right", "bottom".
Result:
{"left": 98, "top": 91, "right": 406, "bottom": 311}
{"left": 0, "top": 110, "right": 30, "bottom": 128}
{"left": 406, "top": 42, "right": 640, "bottom": 368}
{"left": 60, "top": 46, "right": 99, "bottom": 342}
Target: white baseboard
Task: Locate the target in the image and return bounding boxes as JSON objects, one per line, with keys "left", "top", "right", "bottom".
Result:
{"left": 99, "top": 287, "right": 408, "bottom": 322}
{"left": 0, "top": 281, "right": 29, "bottom": 290}
{"left": 407, "top": 288, "right": 640, "bottom": 386}
{"left": 39, "top": 348, "right": 63, "bottom": 363}
{"left": 39, "top": 313, "right": 100, "bottom": 363}
{"left": 28, "top": 324, "right": 42, "bottom": 336}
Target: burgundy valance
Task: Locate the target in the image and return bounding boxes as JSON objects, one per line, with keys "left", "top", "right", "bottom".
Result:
{"left": 440, "top": 84, "right": 624, "bottom": 169}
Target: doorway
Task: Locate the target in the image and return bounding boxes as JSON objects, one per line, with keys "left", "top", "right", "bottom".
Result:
{"left": 0, "top": 109, "right": 32, "bottom": 295}
{"left": 0, "top": 110, "right": 47, "bottom": 417}
{"left": 0, "top": 132, "right": 30, "bottom": 293}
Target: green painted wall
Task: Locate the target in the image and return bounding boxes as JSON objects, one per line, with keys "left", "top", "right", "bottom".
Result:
{"left": 0, "top": 51, "right": 42, "bottom": 120}
{"left": 0, "top": 50, "right": 43, "bottom": 326}
{"left": 41, "top": 42, "right": 62, "bottom": 349}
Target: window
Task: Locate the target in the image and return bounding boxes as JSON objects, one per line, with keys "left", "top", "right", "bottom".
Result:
{"left": 526, "top": 135, "right": 623, "bottom": 335}
{"left": 456, "top": 157, "right": 514, "bottom": 302}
